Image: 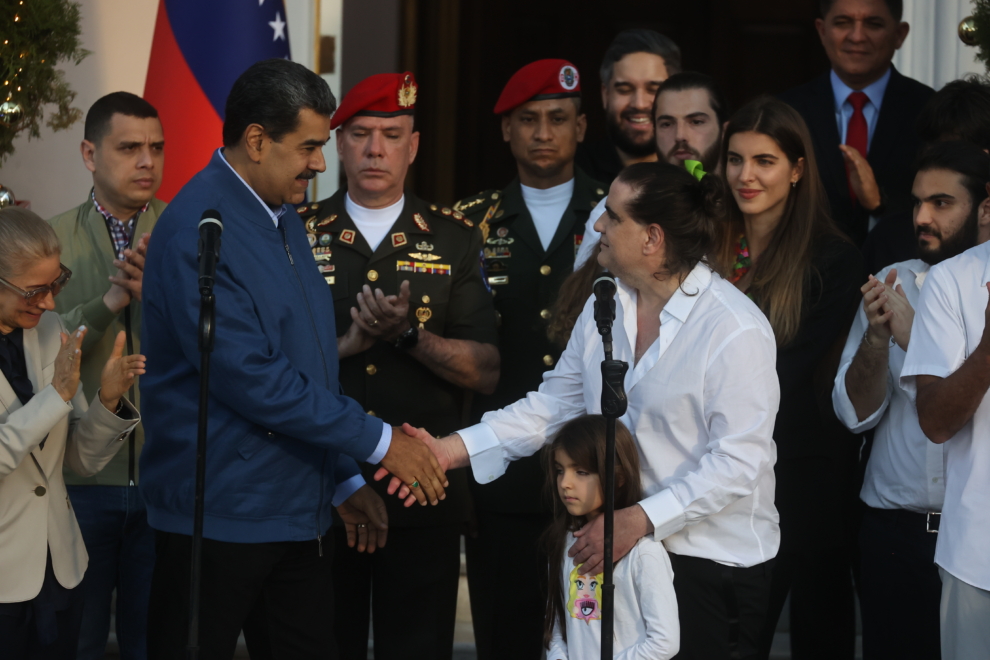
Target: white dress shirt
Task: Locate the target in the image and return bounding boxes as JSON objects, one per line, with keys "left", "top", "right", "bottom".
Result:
{"left": 520, "top": 179, "right": 575, "bottom": 251}
{"left": 574, "top": 196, "right": 607, "bottom": 270}
{"left": 548, "top": 533, "right": 679, "bottom": 660}
{"left": 901, "top": 241, "right": 990, "bottom": 590}
{"left": 460, "top": 263, "right": 781, "bottom": 567}
{"left": 832, "top": 259, "right": 945, "bottom": 513}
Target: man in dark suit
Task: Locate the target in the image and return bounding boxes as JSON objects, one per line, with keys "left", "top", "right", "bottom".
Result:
{"left": 453, "top": 59, "right": 606, "bottom": 660}
{"left": 779, "top": 0, "right": 934, "bottom": 247}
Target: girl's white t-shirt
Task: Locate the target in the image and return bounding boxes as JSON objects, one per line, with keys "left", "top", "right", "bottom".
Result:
{"left": 547, "top": 532, "right": 679, "bottom": 660}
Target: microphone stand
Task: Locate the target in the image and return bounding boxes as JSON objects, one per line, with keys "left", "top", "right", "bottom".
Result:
{"left": 594, "top": 277, "right": 628, "bottom": 660}
{"left": 187, "top": 283, "right": 215, "bottom": 660}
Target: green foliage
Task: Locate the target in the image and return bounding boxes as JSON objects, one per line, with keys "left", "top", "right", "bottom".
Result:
{"left": 974, "top": 0, "right": 990, "bottom": 71}
{"left": 0, "top": 0, "right": 89, "bottom": 163}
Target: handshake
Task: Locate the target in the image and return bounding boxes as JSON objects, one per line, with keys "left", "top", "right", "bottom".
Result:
{"left": 337, "top": 423, "right": 466, "bottom": 554}
{"left": 374, "top": 423, "right": 465, "bottom": 507}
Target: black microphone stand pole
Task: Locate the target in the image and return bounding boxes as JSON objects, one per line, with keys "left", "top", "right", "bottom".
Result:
{"left": 594, "top": 276, "right": 628, "bottom": 660}
{"left": 187, "top": 280, "right": 216, "bottom": 660}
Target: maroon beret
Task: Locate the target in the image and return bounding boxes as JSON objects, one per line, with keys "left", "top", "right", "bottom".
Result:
{"left": 330, "top": 72, "right": 418, "bottom": 130}
{"left": 493, "top": 59, "right": 581, "bottom": 115}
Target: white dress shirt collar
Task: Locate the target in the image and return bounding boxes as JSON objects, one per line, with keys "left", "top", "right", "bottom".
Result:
{"left": 219, "top": 148, "right": 288, "bottom": 227}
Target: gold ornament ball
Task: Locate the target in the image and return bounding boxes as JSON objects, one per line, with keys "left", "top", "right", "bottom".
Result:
{"left": 0, "top": 186, "right": 16, "bottom": 209}
{"left": 0, "top": 100, "right": 23, "bottom": 126}
{"left": 959, "top": 16, "right": 978, "bottom": 46}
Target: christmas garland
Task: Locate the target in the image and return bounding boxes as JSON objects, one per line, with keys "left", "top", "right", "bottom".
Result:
{"left": 973, "top": 0, "right": 990, "bottom": 70}
{"left": 0, "top": 0, "right": 88, "bottom": 162}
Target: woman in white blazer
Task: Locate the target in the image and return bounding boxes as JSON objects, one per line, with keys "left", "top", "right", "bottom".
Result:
{"left": 0, "top": 208, "right": 146, "bottom": 658}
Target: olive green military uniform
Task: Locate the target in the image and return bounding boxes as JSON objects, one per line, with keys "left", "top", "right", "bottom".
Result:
{"left": 297, "top": 188, "right": 498, "bottom": 660}
{"left": 453, "top": 166, "right": 605, "bottom": 660}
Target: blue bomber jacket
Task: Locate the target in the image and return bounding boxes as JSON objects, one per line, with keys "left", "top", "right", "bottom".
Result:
{"left": 139, "top": 150, "right": 383, "bottom": 543}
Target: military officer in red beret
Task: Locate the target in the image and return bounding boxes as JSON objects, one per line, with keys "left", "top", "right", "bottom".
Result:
{"left": 453, "top": 59, "right": 606, "bottom": 660}
{"left": 297, "top": 72, "right": 500, "bottom": 660}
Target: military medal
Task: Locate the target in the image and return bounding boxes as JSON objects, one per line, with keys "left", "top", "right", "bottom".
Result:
{"left": 407, "top": 252, "right": 442, "bottom": 261}
{"left": 319, "top": 233, "right": 332, "bottom": 246}
{"left": 339, "top": 229, "right": 356, "bottom": 245}
{"left": 391, "top": 232, "right": 408, "bottom": 248}
{"left": 397, "top": 260, "right": 451, "bottom": 275}
{"left": 415, "top": 306, "right": 432, "bottom": 329}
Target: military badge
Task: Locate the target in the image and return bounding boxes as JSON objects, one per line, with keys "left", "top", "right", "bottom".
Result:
{"left": 398, "top": 73, "right": 417, "bottom": 108}
{"left": 415, "top": 241, "right": 434, "bottom": 251}
{"left": 318, "top": 263, "right": 335, "bottom": 274}
{"left": 487, "top": 237, "right": 514, "bottom": 246}
{"left": 488, "top": 275, "right": 509, "bottom": 285}
{"left": 308, "top": 234, "right": 317, "bottom": 247}
{"left": 339, "top": 229, "right": 356, "bottom": 245}
{"left": 441, "top": 207, "right": 452, "bottom": 216}
{"left": 317, "top": 214, "right": 336, "bottom": 227}
{"left": 319, "top": 233, "right": 332, "bottom": 246}
{"left": 313, "top": 247, "right": 332, "bottom": 259}
{"left": 391, "top": 232, "right": 408, "bottom": 248}
{"left": 559, "top": 64, "right": 579, "bottom": 91}
{"left": 415, "top": 307, "right": 432, "bottom": 329}
{"left": 408, "top": 252, "right": 442, "bottom": 262}
{"left": 479, "top": 219, "right": 490, "bottom": 243}
{"left": 397, "top": 260, "right": 451, "bottom": 275}
{"left": 497, "top": 226, "right": 509, "bottom": 238}
{"left": 413, "top": 213, "right": 430, "bottom": 232}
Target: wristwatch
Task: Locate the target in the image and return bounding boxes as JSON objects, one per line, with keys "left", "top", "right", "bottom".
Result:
{"left": 394, "top": 325, "right": 419, "bottom": 350}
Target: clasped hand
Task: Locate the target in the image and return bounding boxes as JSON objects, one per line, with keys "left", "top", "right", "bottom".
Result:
{"left": 862, "top": 269, "right": 913, "bottom": 351}
{"left": 375, "top": 424, "right": 448, "bottom": 507}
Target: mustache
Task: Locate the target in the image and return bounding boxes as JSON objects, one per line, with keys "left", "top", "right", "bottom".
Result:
{"left": 667, "top": 140, "right": 700, "bottom": 159}
{"left": 916, "top": 225, "right": 941, "bottom": 240}
{"left": 296, "top": 170, "right": 317, "bottom": 180}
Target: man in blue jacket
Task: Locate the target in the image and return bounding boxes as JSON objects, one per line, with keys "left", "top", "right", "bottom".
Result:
{"left": 140, "top": 58, "right": 447, "bottom": 659}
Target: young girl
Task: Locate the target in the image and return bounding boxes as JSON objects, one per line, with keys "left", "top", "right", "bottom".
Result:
{"left": 543, "top": 415, "right": 679, "bottom": 660}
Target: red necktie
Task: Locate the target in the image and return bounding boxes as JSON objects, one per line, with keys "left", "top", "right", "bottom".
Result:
{"left": 845, "top": 91, "right": 869, "bottom": 204}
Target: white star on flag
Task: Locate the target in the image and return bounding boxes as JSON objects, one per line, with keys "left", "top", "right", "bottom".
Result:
{"left": 269, "top": 11, "right": 286, "bottom": 42}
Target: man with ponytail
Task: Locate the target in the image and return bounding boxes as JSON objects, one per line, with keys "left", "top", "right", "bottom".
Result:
{"left": 391, "top": 161, "right": 781, "bottom": 659}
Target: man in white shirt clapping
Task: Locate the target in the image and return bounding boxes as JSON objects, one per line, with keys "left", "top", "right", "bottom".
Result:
{"left": 833, "top": 140, "right": 990, "bottom": 660}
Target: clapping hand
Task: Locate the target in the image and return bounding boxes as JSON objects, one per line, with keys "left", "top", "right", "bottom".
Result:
{"left": 53, "top": 326, "right": 87, "bottom": 402}
{"left": 98, "top": 331, "right": 146, "bottom": 412}
{"left": 336, "top": 485, "right": 388, "bottom": 553}
{"left": 350, "top": 280, "right": 411, "bottom": 342}
{"left": 839, "top": 145, "right": 882, "bottom": 212}
{"left": 862, "top": 269, "right": 914, "bottom": 351}
{"left": 109, "top": 232, "right": 150, "bottom": 303}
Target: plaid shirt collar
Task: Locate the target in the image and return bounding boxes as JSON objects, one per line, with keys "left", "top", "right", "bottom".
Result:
{"left": 91, "top": 189, "right": 148, "bottom": 257}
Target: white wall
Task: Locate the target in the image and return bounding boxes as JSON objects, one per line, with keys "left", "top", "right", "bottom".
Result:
{"left": 0, "top": 0, "right": 337, "bottom": 218}
{"left": 893, "top": 0, "right": 985, "bottom": 89}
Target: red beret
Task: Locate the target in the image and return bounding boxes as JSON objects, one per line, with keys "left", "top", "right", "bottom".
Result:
{"left": 330, "top": 72, "right": 418, "bottom": 130}
{"left": 493, "top": 59, "right": 581, "bottom": 115}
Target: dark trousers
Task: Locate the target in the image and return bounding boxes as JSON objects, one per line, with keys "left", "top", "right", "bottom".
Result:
{"left": 331, "top": 525, "right": 460, "bottom": 660}
{"left": 66, "top": 485, "right": 156, "bottom": 660}
{"left": 759, "top": 457, "right": 859, "bottom": 660}
{"left": 465, "top": 510, "right": 551, "bottom": 660}
{"left": 146, "top": 530, "right": 335, "bottom": 660}
{"left": 669, "top": 553, "right": 775, "bottom": 660}
{"left": 859, "top": 506, "right": 941, "bottom": 660}
{"left": 0, "top": 583, "right": 84, "bottom": 660}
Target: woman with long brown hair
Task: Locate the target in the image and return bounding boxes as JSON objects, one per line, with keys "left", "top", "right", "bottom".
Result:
{"left": 716, "top": 96, "right": 863, "bottom": 659}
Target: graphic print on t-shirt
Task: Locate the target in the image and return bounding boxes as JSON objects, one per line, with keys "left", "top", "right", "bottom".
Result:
{"left": 567, "top": 565, "right": 603, "bottom": 623}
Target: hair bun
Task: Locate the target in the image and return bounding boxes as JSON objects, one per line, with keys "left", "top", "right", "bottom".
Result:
{"left": 695, "top": 171, "right": 725, "bottom": 220}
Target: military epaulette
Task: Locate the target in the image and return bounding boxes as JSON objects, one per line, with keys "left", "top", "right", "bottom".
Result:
{"left": 426, "top": 203, "right": 476, "bottom": 229}
{"left": 453, "top": 189, "right": 501, "bottom": 219}
{"left": 590, "top": 184, "right": 607, "bottom": 203}
{"left": 295, "top": 201, "right": 324, "bottom": 218}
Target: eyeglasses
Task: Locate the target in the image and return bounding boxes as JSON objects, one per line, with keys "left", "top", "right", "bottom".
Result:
{"left": 0, "top": 264, "right": 72, "bottom": 301}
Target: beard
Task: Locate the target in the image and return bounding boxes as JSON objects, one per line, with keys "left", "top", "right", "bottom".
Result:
{"left": 664, "top": 135, "right": 722, "bottom": 173}
{"left": 917, "top": 206, "right": 980, "bottom": 265}
{"left": 604, "top": 106, "right": 656, "bottom": 159}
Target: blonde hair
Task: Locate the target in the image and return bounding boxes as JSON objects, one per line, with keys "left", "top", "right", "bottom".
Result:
{"left": 0, "top": 207, "right": 61, "bottom": 280}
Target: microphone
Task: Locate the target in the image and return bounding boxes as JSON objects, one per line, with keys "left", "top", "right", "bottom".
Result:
{"left": 593, "top": 274, "right": 617, "bottom": 338}
{"left": 197, "top": 210, "right": 223, "bottom": 296}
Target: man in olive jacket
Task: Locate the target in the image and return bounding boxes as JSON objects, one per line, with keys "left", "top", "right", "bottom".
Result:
{"left": 48, "top": 91, "right": 165, "bottom": 660}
